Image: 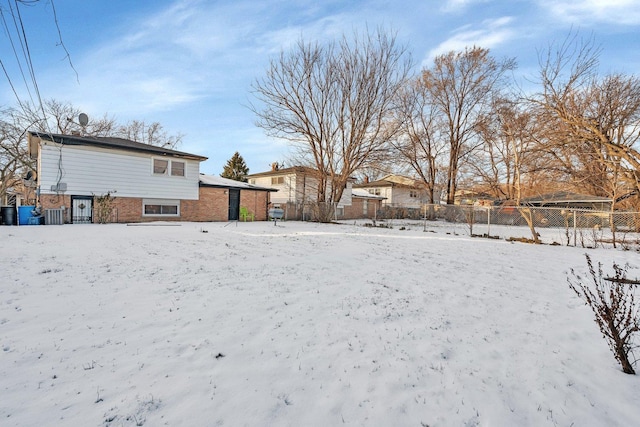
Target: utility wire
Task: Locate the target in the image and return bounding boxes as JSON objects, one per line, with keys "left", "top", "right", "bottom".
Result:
{"left": 0, "top": 2, "right": 35, "bottom": 109}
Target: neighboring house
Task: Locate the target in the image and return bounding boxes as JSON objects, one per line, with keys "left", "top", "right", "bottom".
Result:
{"left": 341, "top": 188, "right": 386, "bottom": 220}
{"left": 520, "top": 191, "right": 613, "bottom": 211}
{"left": 454, "top": 189, "right": 494, "bottom": 206}
{"left": 353, "top": 174, "right": 424, "bottom": 209}
{"left": 247, "top": 164, "right": 354, "bottom": 220}
{"left": 28, "top": 132, "right": 275, "bottom": 223}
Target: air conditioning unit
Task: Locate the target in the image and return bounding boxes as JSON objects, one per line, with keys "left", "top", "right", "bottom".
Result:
{"left": 50, "top": 183, "right": 67, "bottom": 192}
{"left": 45, "top": 208, "right": 64, "bottom": 225}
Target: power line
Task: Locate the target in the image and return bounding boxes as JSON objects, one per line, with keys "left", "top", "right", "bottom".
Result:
{"left": 1, "top": 0, "right": 76, "bottom": 136}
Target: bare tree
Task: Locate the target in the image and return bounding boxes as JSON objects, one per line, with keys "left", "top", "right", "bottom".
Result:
{"left": 422, "top": 47, "right": 516, "bottom": 205}
{"left": 392, "top": 75, "right": 447, "bottom": 204}
{"left": 251, "top": 29, "right": 411, "bottom": 222}
{"left": 0, "top": 109, "right": 32, "bottom": 204}
{"left": 21, "top": 99, "right": 116, "bottom": 136}
{"left": 533, "top": 33, "right": 640, "bottom": 211}
{"left": 21, "top": 100, "right": 183, "bottom": 148}
{"left": 114, "top": 120, "right": 183, "bottom": 148}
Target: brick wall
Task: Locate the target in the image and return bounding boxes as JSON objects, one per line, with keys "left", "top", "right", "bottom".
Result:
{"left": 112, "top": 197, "right": 143, "bottom": 223}
{"left": 186, "top": 187, "right": 228, "bottom": 221}
{"left": 342, "top": 197, "right": 383, "bottom": 220}
{"left": 38, "top": 187, "right": 271, "bottom": 223}
{"left": 240, "top": 190, "right": 270, "bottom": 221}
{"left": 40, "top": 194, "right": 72, "bottom": 223}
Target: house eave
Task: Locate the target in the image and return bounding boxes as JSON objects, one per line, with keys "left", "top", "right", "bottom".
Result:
{"left": 199, "top": 182, "right": 278, "bottom": 192}
{"left": 29, "top": 131, "right": 208, "bottom": 161}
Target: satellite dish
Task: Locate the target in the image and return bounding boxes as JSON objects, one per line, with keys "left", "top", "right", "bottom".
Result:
{"left": 78, "top": 113, "right": 89, "bottom": 126}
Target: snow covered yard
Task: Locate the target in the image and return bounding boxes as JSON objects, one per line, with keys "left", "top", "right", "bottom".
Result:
{"left": 1, "top": 221, "right": 639, "bottom": 426}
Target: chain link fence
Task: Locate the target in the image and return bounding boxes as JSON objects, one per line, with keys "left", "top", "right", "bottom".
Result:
{"left": 272, "top": 200, "right": 640, "bottom": 249}
{"left": 373, "top": 204, "right": 640, "bottom": 249}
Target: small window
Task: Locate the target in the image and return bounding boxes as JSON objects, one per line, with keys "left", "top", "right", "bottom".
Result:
{"left": 144, "top": 204, "right": 162, "bottom": 215}
{"left": 271, "top": 176, "right": 284, "bottom": 185}
{"left": 368, "top": 188, "right": 381, "bottom": 196}
{"left": 143, "top": 199, "right": 180, "bottom": 216}
{"left": 161, "top": 205, "right": 178, "bottom": 215}
{"left": 154, "top": 159, "right": 168, "bottom": 175}
{"left": 248, "top": 179, "right": 256, "bottom": 184}
{"left": 171, "top": 161, "right": 185, "bottom": 177}
{"left": 410, "top": 190, "right": 418, "bottom": 198}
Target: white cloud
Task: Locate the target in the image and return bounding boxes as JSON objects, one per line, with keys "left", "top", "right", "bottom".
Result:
{"left": 441, "top": 0, "right": 491, "bottom": 13}
{"left": 47, "top": 0, "right": 264, "bottom": 117}
{"left": 539, "top": 0, "right": 640, "bottom": 25}
{"left": 424, "top": 16, "right": 515, "bottom": 65}
{"left": 45, "top": 0, "right": 363, "bottom": 118}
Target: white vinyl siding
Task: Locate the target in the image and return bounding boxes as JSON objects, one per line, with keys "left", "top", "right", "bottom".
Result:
{"left": 252, "top": 175, "right": 295, "bottom": 204}
{"left": 39, "top": 142, "right": 200, "bottom": 199}
{"left": 252, "top": 173, "right": 352, "bottom": 206}
{"left": 390, "top": 188, "right": 422, "bottom": 208}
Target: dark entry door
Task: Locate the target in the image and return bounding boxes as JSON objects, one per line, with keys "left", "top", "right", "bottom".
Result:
{"left": 228, "top": 189, "right": 240, "bottom": 221}
{"left": 71, "top": 196, "right": 93, "bottom": 224}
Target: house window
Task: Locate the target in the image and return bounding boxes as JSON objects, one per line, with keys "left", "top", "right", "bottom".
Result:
{"left": 368, "top": 188, "right": 381, "bottom": 196}
{"left": 153, "top": 159, "right": 169, "bottom": 174}
{"left": 410, "top": 190, "right": 418, "bottom": 198}
{"left": 248, "top": 179, "right": 256, "bottom": 184}
{"left": 143, "top": 199, "right": 180, "bottom": 216}
{"left": 153, "top": 158, "right": 186, "bottom": 177}
{"left": 171, "top": 161, "right": 185, "bottom": 177}
{"left": 271, "top": 176, "right": 284, "bottom": 185}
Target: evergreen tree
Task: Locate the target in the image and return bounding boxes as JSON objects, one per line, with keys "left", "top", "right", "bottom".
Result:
{"left": 221, "top": 152, "right": 249, "bottom": 182}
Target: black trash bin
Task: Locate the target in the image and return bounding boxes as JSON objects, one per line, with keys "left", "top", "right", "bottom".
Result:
{"left": 1, "top": 206, "right": 16, "bottom": 225}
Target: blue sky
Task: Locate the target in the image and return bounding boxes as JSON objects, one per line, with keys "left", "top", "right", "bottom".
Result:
{"left": 1, "top": 0, "right": 639, "bottom": 175}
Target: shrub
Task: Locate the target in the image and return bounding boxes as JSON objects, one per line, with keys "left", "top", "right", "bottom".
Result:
{"left": 568, "top": 254, "right": 639, "bottom": 374}
{"left": 94, "top": 191, "right": 116, "bottom": 224}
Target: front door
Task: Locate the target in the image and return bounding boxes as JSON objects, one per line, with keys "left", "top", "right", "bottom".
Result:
{"left": 71, "top": 196, "right": 93, "bottom": 224}
{"left": 228, "top": 189, "right": 240, "bottom": 221}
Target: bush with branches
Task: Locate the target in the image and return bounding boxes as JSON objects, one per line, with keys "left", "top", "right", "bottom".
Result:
{"left": 93, "top": 192, "right": 116, "bottom": 224}
{"left": 568, "top": 254, "right": 640, "bottom": 374}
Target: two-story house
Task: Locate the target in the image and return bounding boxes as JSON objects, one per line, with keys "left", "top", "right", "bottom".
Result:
{"left": 28, "top": 132, "right": 275, "bottom": 223}
{"left": 353, "top": 174, "right": 425, "bottom": 209}
{"left": 247, "top": 164, "right": 354, "bottom": 220}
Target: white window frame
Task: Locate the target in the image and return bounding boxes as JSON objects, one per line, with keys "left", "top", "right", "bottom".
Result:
{"left": 271, "top": 176, "right": 285, "bottom": 185}
{"left": 153, "top": 158, "right": 169, "bottom": 175}
{"left": 409, "top": 190, "right": 418, "bottom": 198}
{"left": 152, "top": 158, "right": 186, "bottom": 178}
{"left": 142, "top": 199, "right": 180, "bottom": 217}
{"left": 171, "top": 160, "right": 185, "bottom": 177}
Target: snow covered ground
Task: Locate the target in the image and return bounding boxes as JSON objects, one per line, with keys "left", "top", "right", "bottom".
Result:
{"left": 1, "top": 220, "right": 639, "bottom": 426}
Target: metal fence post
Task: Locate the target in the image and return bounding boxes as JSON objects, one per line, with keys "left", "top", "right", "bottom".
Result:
{"left": 573, "top": 209, "right": 577, "bottom": 247}
{"left": 487, "top": 206, "right": 491, "bottom": 236}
